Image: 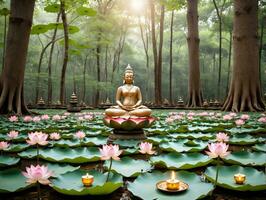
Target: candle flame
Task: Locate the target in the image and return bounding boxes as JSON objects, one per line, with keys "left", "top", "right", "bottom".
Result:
{"left": 171, "top": 171, "right": 176, "bottom": 180}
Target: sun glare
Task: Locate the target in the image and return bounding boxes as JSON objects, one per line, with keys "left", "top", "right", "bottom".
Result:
{"left": 130, "top": 0, "right": 146, "bottom": 12}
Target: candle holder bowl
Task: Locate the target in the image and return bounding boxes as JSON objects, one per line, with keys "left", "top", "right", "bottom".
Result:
{"left": 156, "top": 180, "right": 189, "bottom": 193}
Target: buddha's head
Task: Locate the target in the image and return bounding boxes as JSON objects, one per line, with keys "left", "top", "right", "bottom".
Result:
{"left": 123, "top": 64, "right": 134, "bottom": 84}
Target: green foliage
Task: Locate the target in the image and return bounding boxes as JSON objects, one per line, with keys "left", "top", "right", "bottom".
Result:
{"left": 104, "top": 156, "right": 152, "bottom": 177}
{"left": 0, "top": 7, "right": 9, "bottom": 16}
{"left": 52, "top": 169, "right": 123, "bottom": 195}
{"left": 76, "top": 6, "right": 97, "bottom": 16}
{"left": 151, "top": 152, "right": 213, "bottom": 169}
{"left": 44, "top": 3, "right": 60, "bottom": 13}
{"left": 205, "top": 165, "right": 266, "bottom": 191}
{"left": 128, "top": 170, "right": 214, "bottom": 200}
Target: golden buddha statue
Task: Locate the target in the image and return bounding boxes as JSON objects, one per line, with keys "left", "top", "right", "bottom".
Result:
{"left": 105, "top": 64, "right": 151, "bottom": 118}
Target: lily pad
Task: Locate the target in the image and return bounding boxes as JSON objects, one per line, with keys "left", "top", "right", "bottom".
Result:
{"left": 0, "top": 155, "right": 20, "bottom": 167}
{"left": 128, "top": 170, "right": 214, "bottom": 200}
{"left": 5, "top": 143, "right": 30, "bottom": 152}
{"left": 114, "top": 139, "right": 140, "bottom": 148}
{"left": 19, "top": 147, "right": 101, "bottom": 163}
{"left": 160, "top": 139, "right": 207, "bottom": 152}
{"left": 223, "top": 151, "right": 266, "bottom": 166}
{"left": 45, "top": 162, "right": 80, "bottom": 177}
{"left": 52, "top": 169, "right": 123, "bottom": 195}
{"left": 150, "top": 152, "right": 213, "bottom": 169}
{"left": 53, "top": 136, "right": 107, "bottom": 147}
{"left": 229, "top": 134, "right": 263, "bottom": 145}
{"left": 170, "top": 133, "right": 215, "bottom": 140}
{"left": 205, "top": 165, "right": 266, "bottom": 191}
{"left": 0, "top": 168, "right": 34, "bottom": 193}
{"left": 252, "top": 143, "right": 266, "bottom": 152}
{"left": 104, "top": 157, "right": 152, "bottom": 177}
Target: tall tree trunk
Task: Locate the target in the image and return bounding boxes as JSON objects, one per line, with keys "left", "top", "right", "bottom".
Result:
{"left": 186, "top": 0, "right": 203, "bottom": 107}
{"left": 59, "top": 0, "right": 68, "bottom": 105}
{"left": 35, "top": 36, "right": 45, "bottom": 104}
{"left": 169, "top": 10, "right": 174, "bottom": 105}
{"left": 95, "top": 32, "right": 101, "bottom": 106}
{"left": 226, "top": 31, "right": 232, "bottom": 95}
{"left": 2, "top": 14, "right": 7, "bottom": 70}
{"left": 150, "top": 0, "right": 159, "bottom": 105}
{"left": 213, "top": 0, "right": 223, "bottom": 100}
{"left": 259, "top": 16, "right": 264, "bottom": 91}
{"left": 157, "top": 5, "right": 164, "bottom": 105}
{"left": 139, "top": 15, "right": 150, "bottom": 101}
{"left": 0, "top": 0, "right": 35, "bottom": 115}
{"left": 47, "top": 12, "right": 61, "bottom": 105}
{"left": 222, "top": 0, "right": 265, "bottom": 111}
{"left": 82, "top": 54, "right": 89, "bottom": 102}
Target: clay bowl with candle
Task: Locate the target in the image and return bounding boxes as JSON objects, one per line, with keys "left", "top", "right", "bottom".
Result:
{"left": 234, "top": 173, "right": 246, "bottom": 185}
{"left": 82, "top": 173, "right": 94, "bottom": 187}
{"left": 156, "top": 171, "right": 189, "bottom": 193}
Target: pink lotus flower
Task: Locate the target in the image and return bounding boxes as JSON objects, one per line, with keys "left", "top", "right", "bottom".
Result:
{"left": 205, "top": 142, "right": 230, "bottom": 159}
{"left": 0, "top": 141, "right": 9, "bottom": 150}
{"left": 22, "top": 165, "right": 53, "bottom": 185}
{"left": 99, "top": 144, "right": 122, "bottom": 160}
{"left": 240, "top": 114, "right": 250, "bottom": 121}
{"left": 26, "top": 132, "right": 49, "bottom": 146}
{"left": 198, "top": 112, "right": 209, "bottom": 117}
{"left": 258, "top": 117, "right": 266, "bottom": 123}
{"left": 32, "top": 116, "right": 41, "bottom": 122}
{"left": 172, "top": 115, "right": 183, "bottom": 120}
{"left": 235, "top": 119, "right": 245, "bottom": 126}
{"left": 187, "top": 112, "right": 195, "bottom": 117}
{"left": 216, "top": 113, "right": 222, "bottom": 117}
{"left": 7, "top": 130, "right": 19, "bottom": 139}
{"left": 63, "top": 112, "right": 70, "bottom": 116}
{"left": 165, "top": 117, "right": 175, "bottom": 124}
{"left": 52, "top": 115, "right": 61, "bottom": 121}
{"left": 187, "top": 116, "right": 194, "bottom": 120}
{"left": 78, "top": 116, "right": 84, "bottom": 121}
{"left": 41, "top": 115, "right": 50, "bottom": 120}
{"left": 84, "top": 114, "right": 93, "bottom": 120}
{"left": 223, "top": 115, "right": 232, "bottom": 120}
{"left": 216, "top": 132, "right": 229, "bottom": 143}
{"left": 23, "top": 116, "right": 33, "bottom": 122}
{"left": 75, "top": 131, "right": 86, "bottom": 139}
{"left": 49, "top": 133, "right": 61, "bottom": 140}
{"left": 229, "top": 112, "right": 237, "bottom": 117}
{"left": 9, "top": 116, "right": 18, "bottom": 122}
{"left": 139, "top": 142, "right": 155, "bottom": 155}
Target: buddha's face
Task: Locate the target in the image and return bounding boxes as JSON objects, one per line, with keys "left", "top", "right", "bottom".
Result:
{"left": 124, "top": 72, "right": 134, "bottom": 84}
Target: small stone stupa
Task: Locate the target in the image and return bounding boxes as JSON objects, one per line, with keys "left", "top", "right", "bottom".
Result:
{"left": 37, "top": 97, "right": 45, "bottom": 109}
{"left": 67, "top": 92, "right": 81, "bottom": 112}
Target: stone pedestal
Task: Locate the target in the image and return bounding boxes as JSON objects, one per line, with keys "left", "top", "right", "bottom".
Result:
{"left": 108, "top": 129, "right": 146, "bottom": 143}
{"left": 67, "top": 93, "right": 81, "bottom": 112}
{"left": 37, "top": 97, "right": 45, "bottom": 109}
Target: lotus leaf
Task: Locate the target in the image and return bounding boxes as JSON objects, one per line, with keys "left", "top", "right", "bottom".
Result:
{"left": 128, "top": 170, "right": 214, "bottom": 200}
{"left": 151, "top": 152, "right": 213, "bottom": 169}
{"left": 52, "top": 169, "right": 123, "bottom": 195}
{"left": 205, "top": 165, "right": 266, "bottom": 191}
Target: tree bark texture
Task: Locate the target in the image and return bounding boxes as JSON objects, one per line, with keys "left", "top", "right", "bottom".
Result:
{"left": 157, "top": 5, "right": 164, "bottom": 105}
{"left": 59, "top": 0, "right": 69, "bottom": 105}
{"left": 186, "top": 0, "right": 203, "bottom": 107}
{"left": 222, "top": 0, "right": 265, "bottom": 111}
{"left": 169, "top": 10, "right": 174, "bottom": 105}
{"left": 47, "top": 12, "right": 61, "bottom": 105}
{"left": 213, "top": 0, "right": 223, "bottom": 100}
{"left": 2, "top": 14, "right": 7, "bottom": 70}
{"left": 0, "top": 0, "right": 35, "bottom": 115}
